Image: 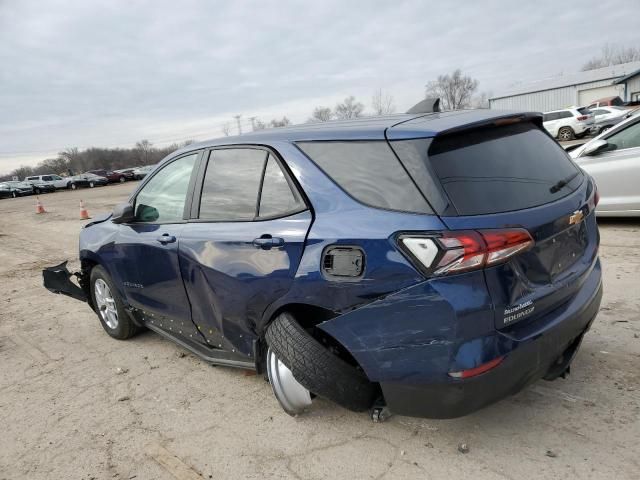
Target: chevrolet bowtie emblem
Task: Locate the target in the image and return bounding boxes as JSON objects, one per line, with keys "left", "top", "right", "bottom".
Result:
{"left": 569, "top": 210, "right": 584, "bottom": 225}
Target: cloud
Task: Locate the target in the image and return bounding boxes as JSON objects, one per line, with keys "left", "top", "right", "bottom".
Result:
{"left": 0, "top": 0, "right": 637, "bottom": 173}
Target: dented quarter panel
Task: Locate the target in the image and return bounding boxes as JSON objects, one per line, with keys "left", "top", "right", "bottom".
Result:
{"left": 317, "top": 270, "right": 496, "bottom": 383}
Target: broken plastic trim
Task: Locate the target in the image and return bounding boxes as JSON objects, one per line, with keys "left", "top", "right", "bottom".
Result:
{"left": 42, "top": 261, "right": 87, "bottom": 302}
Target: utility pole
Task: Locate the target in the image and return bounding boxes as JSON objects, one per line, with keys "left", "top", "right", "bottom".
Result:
{"left": 234, "top": 115, "right": 242, "bottom": 135}
{"left": 249, "top": 116, "right": 257, "bottom": 131}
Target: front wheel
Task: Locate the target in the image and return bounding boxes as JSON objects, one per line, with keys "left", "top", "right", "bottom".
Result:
{"left": 34, "top": 188, "right": 41, "bottom": 195}
{"left": 69, "top": 183, "right": 77, "bottom": 190}
{"left": 90, "top": 265, "right": 140, "bottom": 339}
{"left": 11, "top": 191, "right": 17, "bottom": 198}
{"left": 89, "top": 181, "right": 95, "bottom": 188}
{"left": 119, "top": 176, "right": 125, "bottom": 183}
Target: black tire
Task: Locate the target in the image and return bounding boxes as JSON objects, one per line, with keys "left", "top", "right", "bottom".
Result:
{"left": 11, "top": 191, "right": 17, "bottom": 198}
{"left": 34, "top": 188, "right": 41, "bottom": 195}
{"left": 557, "top": 126, "right": 575, "bottom": 141}
{"left": 119, "top": 176, "right": 125, "bottom": 183}
{"left": 89, "top": 265, "right": 140, "bottom": 340}
{"left": 69, "top": 183, "right": 76, "bottom": 190}
{"left": 89, "top": 181, "right": 95, "bottom": 188}
{"left": 265, "top": 312, "right": 376, "bottom": 412}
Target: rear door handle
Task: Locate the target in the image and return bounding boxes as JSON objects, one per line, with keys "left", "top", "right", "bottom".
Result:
{"left": 253, "top": 235, "right": 285, "bottom": 249}
{"left": 156, "top": 234, "right": 176, "bottom": 244}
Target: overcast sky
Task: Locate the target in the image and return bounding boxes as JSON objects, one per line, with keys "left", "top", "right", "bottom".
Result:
{"left": 0, "top": 0, "right": 638, "bottom": 173}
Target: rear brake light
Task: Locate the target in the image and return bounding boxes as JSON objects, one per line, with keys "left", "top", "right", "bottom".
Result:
{"left": 399, "top": 228, "right": 534, "bottom": 276}
{"left": 576, "top": 115, "right": 589, "bottom": 121}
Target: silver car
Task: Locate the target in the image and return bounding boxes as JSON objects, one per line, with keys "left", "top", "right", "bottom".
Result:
{"left": 570, "top": 114, "right": 640, "bottom": 216}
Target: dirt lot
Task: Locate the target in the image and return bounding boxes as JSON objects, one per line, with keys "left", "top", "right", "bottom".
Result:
{"left": 0, "top": 183, "right": 638, "bottom": 480}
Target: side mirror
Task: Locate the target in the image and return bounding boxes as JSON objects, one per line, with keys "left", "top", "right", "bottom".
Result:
{"left": 112, "top": 203, "right": 135, "bottom": 224}
{"left": 583, "top": 139, "right": 609, "bottom": 156}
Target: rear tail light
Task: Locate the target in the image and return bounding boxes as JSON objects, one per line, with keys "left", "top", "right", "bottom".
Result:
{"left": 399, "top": 228, "right": 534, "bottom": 276}
{"left": 576, "top": 115, "right": 589, "bottom": 121}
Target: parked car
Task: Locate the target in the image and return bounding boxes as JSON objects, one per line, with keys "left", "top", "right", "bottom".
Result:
{"left": 67, "top": 173, "right": 109, "bottom": 189}
{"left": 44, "top": 109, "right": 602, "bottom": 420}
{"left": 86, "top": 169, "right": 128, "bottom": 183}
{"left": 587, "top": 96, "right": 625, "bottom": 109}
{"left": 543, "top": 107, "right": 595, "bottom": 140}
{"left": 25, "top": 174, "right": 70, "bottom": 190}
{"left": 570, "top": 113, "right": 640, "bottom": 216}
{"left": 132, "top": 165, "right": 155, "bottom": 180}
{"left": 589, "top": 106, "right": 633, "bottom": 134}
{"left": 0, "top": 182, "right": 31, "bottom": 198}
{"left": 6, "top": 180, "right": 54, "bottom": 195}
{"left": 113, "top": 168, "right": 137, "bottom": 181}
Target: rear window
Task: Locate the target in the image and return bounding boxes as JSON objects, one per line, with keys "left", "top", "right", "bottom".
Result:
{"left": 396, "top": 123, "right": 582, "bottom": 216}
{"left": 297, "top": 141, "right": 432, "bottom": 214}
{"left": 577, "top": 107, "right": 591, "bottom": 115}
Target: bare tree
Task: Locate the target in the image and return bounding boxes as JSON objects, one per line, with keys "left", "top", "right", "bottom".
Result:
{"left": 371, "top": 89, "right": 395, "bottom": 115}
{"left": 221, "top": 122, "right": 231, "bottom": 136}
{"left": 334, "top": 96, "right": 365, "bottom": 120}
{"left": 472, "top": 91, "right": 492, "bottom": 109}
{"left": 582, "top": 44, "right": 640, "bottom": 71}
{"left": 307, "top": 106, "right": 333, "bottom": 123}
{"left": 269, "top": 117, "right": 291, "bottom": 128}
{"left": 252, "top": 118, "right": 267, "bottom": 131}
{"left": 135, "top": 139, "right": 153, "bottom": 165}
{"left": 425, "top": 69, "right": 479, "bottom": 110}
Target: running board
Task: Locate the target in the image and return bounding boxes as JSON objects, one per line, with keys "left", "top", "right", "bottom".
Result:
{"left": 145, "top": 322, "right": 255, "bottom": 370}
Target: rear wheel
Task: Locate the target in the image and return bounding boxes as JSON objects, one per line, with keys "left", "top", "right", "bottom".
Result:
{"left": 265, "top": 312, "right": 376, "bottom": 414}
{"left": 558, "top": 126, "right": 575, "bottom": 141}
{"left": 119, "top": 176, "right": 125, "bottom": 183}
{"left": 90, "top": 265, "right": 140, "bottom": 340}
{"left": 11, "top": 191, "right": 17, "bottom": 198}
{"left": 34, "top": 187, "right": 41, "bottom": 194}
{"left": 69, "top": 183, "right": 77, "bottom": 190}
{"left": 89, "top": 181, "right": 95, "bottom": 188}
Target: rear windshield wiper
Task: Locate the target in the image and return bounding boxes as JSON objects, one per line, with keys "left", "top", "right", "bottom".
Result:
{"left": 549, "top": 171, "right": 580, "bottom": 194}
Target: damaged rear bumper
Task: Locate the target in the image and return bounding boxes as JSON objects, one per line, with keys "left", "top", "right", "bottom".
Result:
{"left": 319, "top": 260, "right": 602, "bottom": 419}
{"left": 42, "top": 261, "right": 87, "bottom": 302}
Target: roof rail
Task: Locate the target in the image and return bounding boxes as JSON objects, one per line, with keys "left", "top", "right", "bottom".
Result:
{"left": 406, "top": 98, "right": 441, "bottom": 114}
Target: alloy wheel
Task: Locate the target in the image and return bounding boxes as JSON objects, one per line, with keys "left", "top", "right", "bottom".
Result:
{"left": 94, "top": 279, "right": 119, "bottom": 329}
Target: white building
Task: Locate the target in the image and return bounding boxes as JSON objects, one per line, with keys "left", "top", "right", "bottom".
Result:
{"left": 489, "top": 61, "right": 640, "bottom": 111}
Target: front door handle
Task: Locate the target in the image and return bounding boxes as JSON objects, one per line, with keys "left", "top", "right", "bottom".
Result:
{"left": 253, "top": 235, "right": 285, "bottom": 249}
{"left": 156, "top": 234, "right": 176, "bottom": 244}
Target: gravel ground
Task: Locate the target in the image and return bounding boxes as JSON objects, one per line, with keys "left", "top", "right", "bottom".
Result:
{"left": 0, "top": 183, "right": 638, "bottom": 479}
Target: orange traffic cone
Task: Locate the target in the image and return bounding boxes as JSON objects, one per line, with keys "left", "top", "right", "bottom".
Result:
{"left": 79, "top": 200, "right": 90, "bottom": 220}
{"left": 35, "top": 196, "right": 46, "bottom": 214}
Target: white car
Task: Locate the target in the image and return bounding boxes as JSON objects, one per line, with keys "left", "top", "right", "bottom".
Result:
{"left": 543, "top": 107, "right": 595, "bottom": 141}
{"left": 589, "top": 106, "right": 632, "bottom": 134}
{"left": 570, "top": 114, "right": 640, "bottom": 216}
{"left": 25, "top": 174, "right": 70, "bottom": 189}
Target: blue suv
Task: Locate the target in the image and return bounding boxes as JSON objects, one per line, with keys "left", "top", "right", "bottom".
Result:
{"left": 44, "top": 108, "right": 602, "bottom": 419}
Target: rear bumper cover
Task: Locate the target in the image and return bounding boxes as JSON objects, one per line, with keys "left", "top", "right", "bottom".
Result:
{"left": 319, "top": 259, "right": 602, "bottom": 419}
{"left": 381, "top": 281, "right": 601, "bottom": 418}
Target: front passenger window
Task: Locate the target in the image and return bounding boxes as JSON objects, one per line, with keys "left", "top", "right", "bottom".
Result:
{"left": 134, "top": 153, "right": 197, "bottom": 223}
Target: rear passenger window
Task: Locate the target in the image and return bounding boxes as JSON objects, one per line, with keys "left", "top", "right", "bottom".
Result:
{"left": 259, "top": 155, "right": 304, "bottom": 218}
{"left": 42, "top": 176, "right": 52, "bottom": 181}
{"left": 199, "top": 148, "right": 266, "bottom": 220}
{"left": 297, "top": 141, "right": 432, "bottom": 214}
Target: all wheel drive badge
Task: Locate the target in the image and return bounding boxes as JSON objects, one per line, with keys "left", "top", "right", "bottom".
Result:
{"left": 569, "top": 209, "right": 584, "bottom": 225}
